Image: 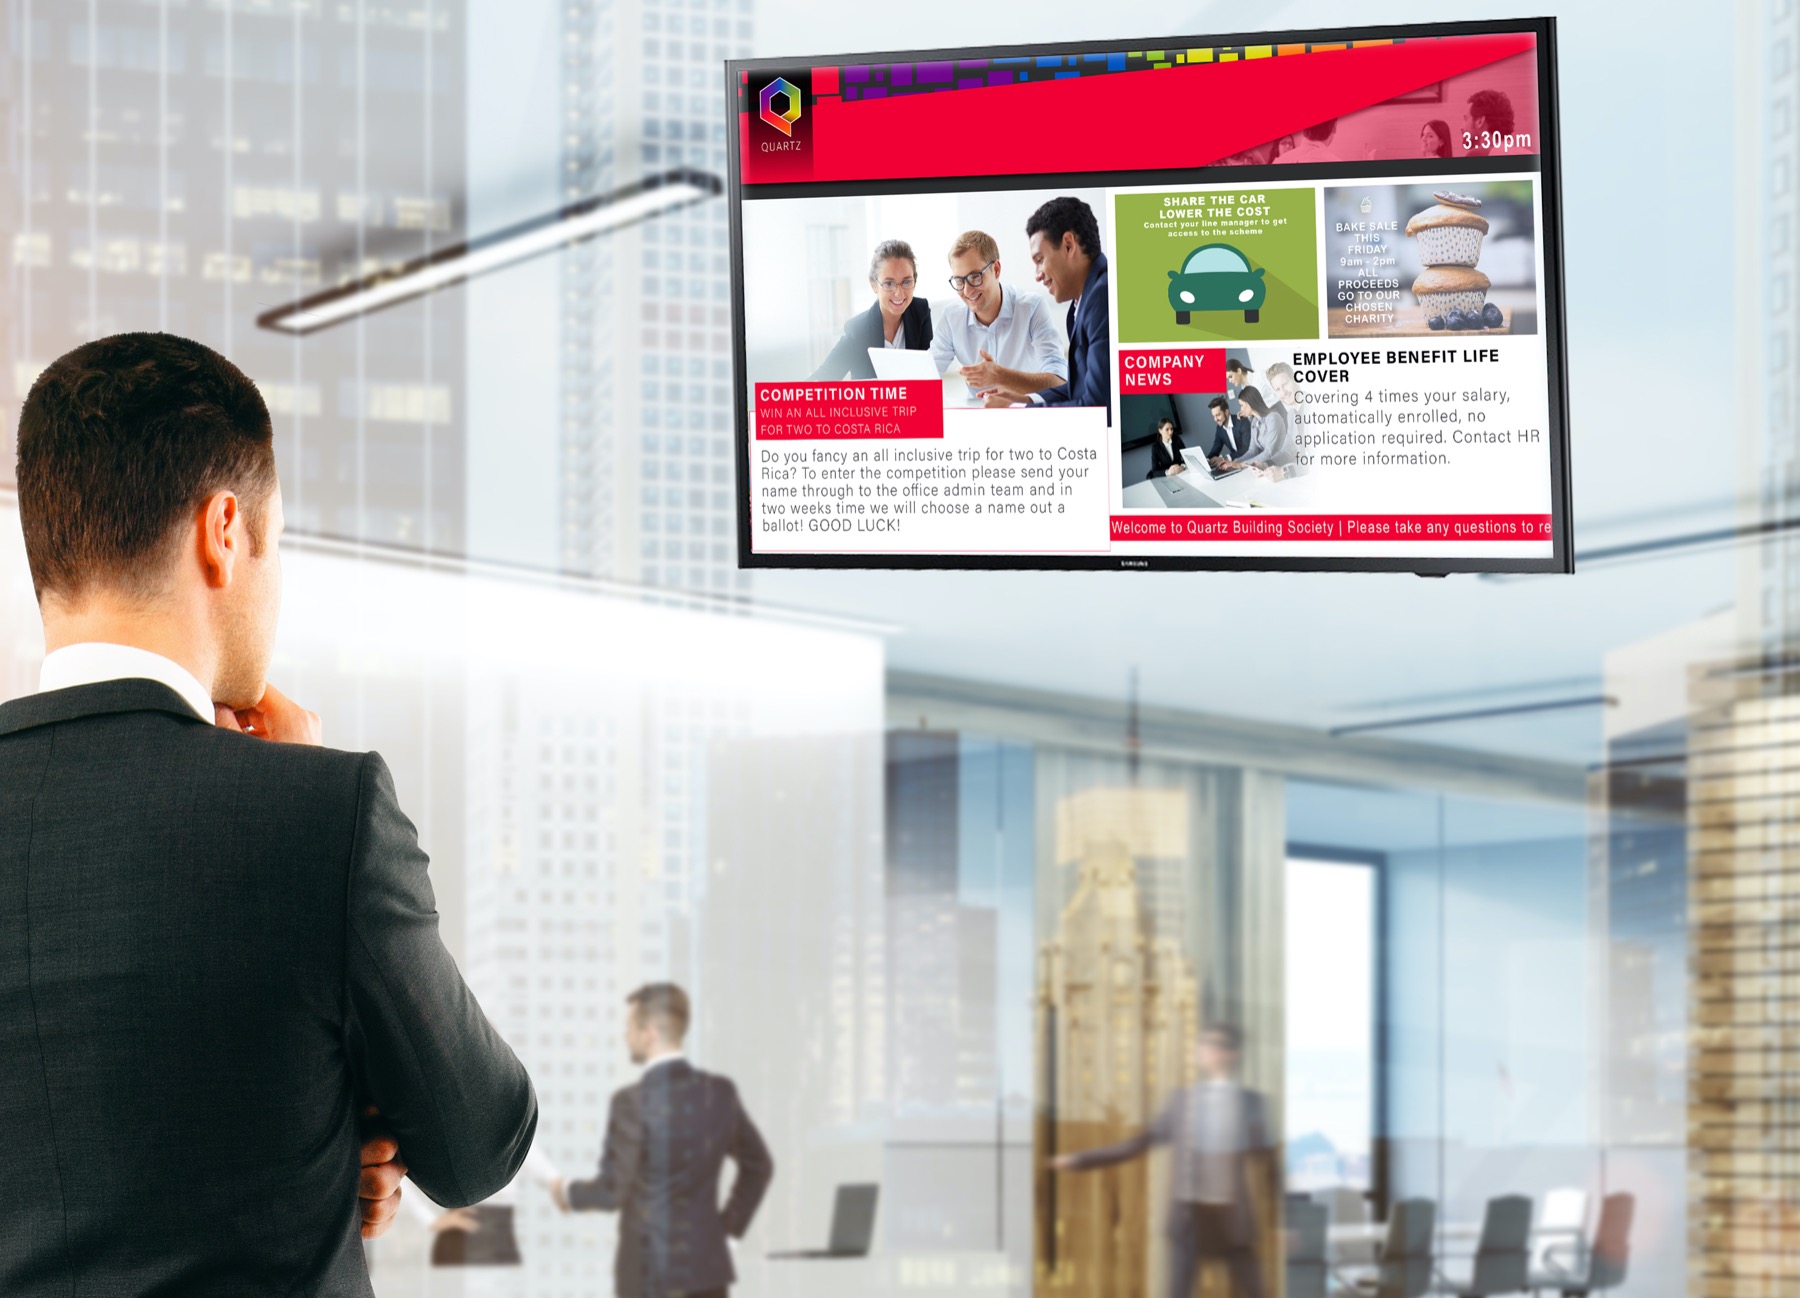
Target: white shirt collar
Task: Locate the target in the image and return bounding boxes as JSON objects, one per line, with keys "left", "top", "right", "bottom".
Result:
{"left": 965, "top": 282, "right": 1014, "bottom": 330}
{"left": 39, "top": 643, "right": 214, "bottom": 723}
{"left": 642, "top": 1048, "right": 685, "bottom": 1075}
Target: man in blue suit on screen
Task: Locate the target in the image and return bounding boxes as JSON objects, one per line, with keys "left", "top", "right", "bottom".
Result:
{"left": 1025, "top": 196, "right": 1111, "bottom": 420}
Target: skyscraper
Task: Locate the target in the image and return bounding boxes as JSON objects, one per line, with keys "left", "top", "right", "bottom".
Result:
{"left": 0, "top": 0, "right": 467, "bottom": 550}
{"left": 558, "top": 0, "right": 749, "bottom": 591}
{"left": 1035, "top": 788, "right": 1199, "bottom": 1298}
{"left": 1739, "top": 0, "right": 1800, "bottom": 653}
{"left": 1697, "top": 7, "right": 1800, "bottom": 1292}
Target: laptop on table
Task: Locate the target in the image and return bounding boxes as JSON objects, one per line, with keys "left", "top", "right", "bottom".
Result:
{"left": 768, "top": 1183, "right": 879, "bottom": 1259}
{"left": 866, "top": 347, "right": 982, "bottom": 406}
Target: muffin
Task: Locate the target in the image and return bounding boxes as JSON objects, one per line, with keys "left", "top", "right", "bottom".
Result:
{"left": 1405, "top": 190, "right": 1490, "bottom": 267}
{"left": 1412, "top": 266, "right": 1491, "bottom": 319}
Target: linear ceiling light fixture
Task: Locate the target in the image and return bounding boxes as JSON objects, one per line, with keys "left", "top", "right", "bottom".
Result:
{"left": 1327, "top": 693, "right": 1616, "bottom": 738}
{"left": 257, "top": 168, "right": 722, "bottom": 336}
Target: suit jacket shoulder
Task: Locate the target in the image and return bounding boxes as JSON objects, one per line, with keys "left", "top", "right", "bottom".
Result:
{"left": 903, "top": 295, "right": 935, "bottom": 350}
{"left": 0, "top": 681, "right": 535, "bottom": 1297}
{"left": 1040, "top": 254, "right": 1110, "bottom": 408}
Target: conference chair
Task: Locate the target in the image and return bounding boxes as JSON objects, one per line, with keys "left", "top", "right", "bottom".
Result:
{"left": 1286, "top": 1200, "right": 1330, "bottom": 1298}
{"left": 1338, "top": 1197, "right": 1436, "bottom": 1298}
{"left": 1433, "top": 1195, "right": 1532, "bottom": 1296}
{"left": 1530, "top": 1192, "right": 1633, "bottom": 1298}
{"left": 1530, "top": 1188, "right": 1588, "bottom": 1275}
{"left": 1319, "top": 1185, "right": 1378, "bottom": 1265}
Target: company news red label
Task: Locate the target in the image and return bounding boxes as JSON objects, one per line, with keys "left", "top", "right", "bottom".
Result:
{"left": 1118, "top": 349, "right": 1227, "bottom": 394}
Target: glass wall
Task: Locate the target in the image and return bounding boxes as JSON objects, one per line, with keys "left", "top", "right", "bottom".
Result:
{"left": 2, "top": 0, "right": 1795, "bottom": 1294}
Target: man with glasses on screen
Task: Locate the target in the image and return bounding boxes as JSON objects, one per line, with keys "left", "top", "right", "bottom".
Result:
{"left": 928, "top": 229, "right": 1068, "bottom": 407}
{"left": 1016, "top": 196, "right": 1111, "bottom": 416}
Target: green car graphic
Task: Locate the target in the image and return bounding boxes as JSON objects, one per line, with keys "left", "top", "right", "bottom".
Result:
{"left": 1166, "top": 242, "right": 1267, "bottom": 326}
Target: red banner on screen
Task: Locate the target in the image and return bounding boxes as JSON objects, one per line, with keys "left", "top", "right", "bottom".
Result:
{"left": 1118, "top": 349, "right": 1227, "bottom": 395}
{"left": 1110, "top": 514, "right": 1554, "bottom": 542}
{"left": 754, "top": 382, "right": 945, "bottom": 439}
{"left": 740, "top": 34, "right": 1535, "bottom": 186}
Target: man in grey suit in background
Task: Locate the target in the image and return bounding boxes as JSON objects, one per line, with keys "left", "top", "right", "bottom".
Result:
{"left": 1052, "top": 1023, "right": 1278, "bottom": 1298}
{"left": 0, "top": 333, "right": 538, "bottom": 1296}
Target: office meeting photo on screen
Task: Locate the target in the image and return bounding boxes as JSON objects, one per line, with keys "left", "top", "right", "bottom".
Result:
{"left": 0, "top": 4, "right": 1783, "bottom": 1298}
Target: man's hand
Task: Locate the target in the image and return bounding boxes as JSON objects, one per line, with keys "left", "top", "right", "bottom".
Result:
{"left": 430, "top": 1208, "right": 480, "bottom": 1233}
{"left": 214, "top": 682, "right": 321, "bottom": 745}
{"left": 548, "top": 1177, "right": 571, "bottom": 1213}
{"left": 961, "top": 349, "right": 1004, "bottom": 393}
{"left": 358, "top": 1107, "right": 408, "bottom": 1240}
{"left": 1048, "top": 1154, "right": 1079, "bottom": 1172}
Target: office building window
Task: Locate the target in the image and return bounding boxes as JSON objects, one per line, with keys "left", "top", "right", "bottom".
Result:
{"left": 1285, "top": 854, "right": 1376, "bottom": 1192}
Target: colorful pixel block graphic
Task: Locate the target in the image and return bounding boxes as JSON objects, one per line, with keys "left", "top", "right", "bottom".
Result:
{"left": 759, "top": 77, "right": 802, "bottom": 135}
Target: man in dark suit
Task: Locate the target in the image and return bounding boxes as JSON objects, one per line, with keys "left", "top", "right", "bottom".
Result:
{"left": 1204, "top": 396, "right": 1253, "bottom": 461}
{"left": 553, "top": 983, "right": 773, "bottom": 1298}
{"left": 1051, "top": 1024, "right": 1277, "bottom": 1298}
{"left": 0, "top": 333, "right": 538, "bottom": 1296}
{"left": 1025, "top": 196, "right": 1111, "bottom": 419}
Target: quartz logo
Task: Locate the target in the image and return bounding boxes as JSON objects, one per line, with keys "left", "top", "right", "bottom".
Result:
{"left": 758, "top": 78, "right": 802, "bottom": 136}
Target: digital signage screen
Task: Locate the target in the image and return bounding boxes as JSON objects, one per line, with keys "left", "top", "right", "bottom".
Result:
{"left": 726, "top": 18, "right": 1570, "bottom": 573}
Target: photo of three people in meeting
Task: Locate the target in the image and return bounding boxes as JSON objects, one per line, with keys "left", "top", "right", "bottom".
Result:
{"left": 740, "top": 187, "right": 1112, "bottom": 414}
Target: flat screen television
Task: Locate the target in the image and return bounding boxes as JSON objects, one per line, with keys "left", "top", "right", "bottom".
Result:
{"left": 726, "top": 18, "right": 1569, "bottom": 574}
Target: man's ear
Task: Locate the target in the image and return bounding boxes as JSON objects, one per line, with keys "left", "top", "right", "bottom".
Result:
{"left": 198, "top": 491, "right": 242, "bottom": 590}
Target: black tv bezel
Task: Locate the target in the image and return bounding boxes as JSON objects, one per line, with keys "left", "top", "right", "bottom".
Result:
{"left": 725, "top": 16, "right": 1572, "bottom": 576}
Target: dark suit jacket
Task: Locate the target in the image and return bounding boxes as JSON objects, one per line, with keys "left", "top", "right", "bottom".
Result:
{"left": 1067, "top": 1082, "right": 1274, "bottom": 1246}
{"left": 809, "top": 296, "right": 935, "bottom": 380}
{"left": 0, "top": 679, "right": 537, "bottom": 1297}
{"left": 1039, "top": 252, "right": 1110, "bottom": 414}
{"left": 1147, "top": 433, "right": 1188, "bottom": 479}
{"left": 567, "top": 1059, "right": 773, "bottom": 1297}
{"left": 1206, "top": 414, "right": 1253, "bottom": 461}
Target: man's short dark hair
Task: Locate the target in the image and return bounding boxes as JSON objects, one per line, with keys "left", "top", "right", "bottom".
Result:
{"left": 1467, "top": 90, "right": 1515, "bottom": 134}
{"left": 1204, "top": 1022, "right": 1243, "bottom": 1051}
{"left": 16, "top": 332, "right": 276, "bottom": 601}
{"left": 1026, "top": 196, "right": 1101, "bottom": 261}
{"left": 1301, "top": 117, "right": 1338, "bottom": 143}
{"left": 1237, "top": 386, "right": 1269, "bottom": 416}
{"left": 1209, "top": 396, "right": 1230, "bottom": 414}
{"left": 628, "top": 982, "right": 691, "bottom": 1042}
